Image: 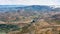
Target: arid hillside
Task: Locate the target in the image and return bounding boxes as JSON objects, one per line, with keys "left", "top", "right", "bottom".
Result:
{"left": 0, "top": 5, "right": 60, "bottom": 34}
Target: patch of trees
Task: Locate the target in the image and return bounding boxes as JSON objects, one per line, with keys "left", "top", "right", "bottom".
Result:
{"left": 0, "top": 24, "right": 20, "bottom": 34}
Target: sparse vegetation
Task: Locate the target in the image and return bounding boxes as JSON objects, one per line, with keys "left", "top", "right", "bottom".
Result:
{"left": 0, "top": 5, "right": 60, "bottom": 34}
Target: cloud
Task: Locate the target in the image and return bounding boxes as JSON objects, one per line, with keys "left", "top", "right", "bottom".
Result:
{"left": 0, "top": 0, "right": 60, "bottom": 5}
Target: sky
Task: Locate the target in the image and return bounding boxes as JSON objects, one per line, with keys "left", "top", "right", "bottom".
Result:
{"left": 0, "top": 0, "right": 60, "bottom": 6}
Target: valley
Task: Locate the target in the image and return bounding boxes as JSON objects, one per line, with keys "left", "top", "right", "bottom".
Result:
{"left": 0, "top": 5, "right": 60, "bottom": 34}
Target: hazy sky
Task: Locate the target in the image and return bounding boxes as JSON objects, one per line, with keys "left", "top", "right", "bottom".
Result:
{"left": 0, "top": 0, "right": 60, "bottom": 5}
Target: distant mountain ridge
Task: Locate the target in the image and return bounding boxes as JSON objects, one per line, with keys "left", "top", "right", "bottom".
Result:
{"left": 0, "top": 5, "right": 60, "bottom": 12}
